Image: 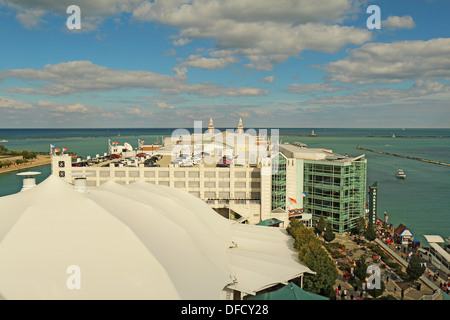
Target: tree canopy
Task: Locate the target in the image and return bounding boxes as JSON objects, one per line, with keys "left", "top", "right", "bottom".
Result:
{"left": 287, "top": 220, "right": 338, "bottom": 296}
{"left": 406, "top": 255, "right": 426, "bottom": 281}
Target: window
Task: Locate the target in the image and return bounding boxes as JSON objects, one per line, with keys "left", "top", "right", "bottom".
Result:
{"left": 205, "top": 171, "right": 216, "bottom": 178}
{"left": 174, "top": 171, "right": 185, "bottom": 178}
{"left": 175, "top": 181, "right": 185, "bottom": 188}
{"left": 204, "top": 181, "right": 215, "bottom": 188}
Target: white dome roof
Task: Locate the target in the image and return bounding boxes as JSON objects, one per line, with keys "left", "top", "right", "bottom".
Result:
{"left": 0, "top": 175, "right": 311, "bottom": 300}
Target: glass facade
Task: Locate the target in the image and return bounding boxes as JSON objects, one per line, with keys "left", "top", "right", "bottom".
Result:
{"left": 271, "top": 154, "right": 287, "bottom": 210}
{"left": 303, "top": 158, "right": 367, "bottom": 233}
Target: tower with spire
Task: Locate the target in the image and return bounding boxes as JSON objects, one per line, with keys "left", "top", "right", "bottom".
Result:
{"left": 208, "top": 117, "right": 215, "bottom": 134}
{"left": 237, "top": 118, "right": 244, "bottom": 134}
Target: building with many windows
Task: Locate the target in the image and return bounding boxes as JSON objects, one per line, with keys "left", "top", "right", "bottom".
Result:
{"left": 52, "top": 120, "right": 367, "bottom": 233}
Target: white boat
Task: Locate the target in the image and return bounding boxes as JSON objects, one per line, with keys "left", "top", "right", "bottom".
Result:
{"left": 0, "top": 139, "right": 7, "bottom": 143}
{"left": 310, "top": 130, "right": 317, "bottom": 137}
{"left": 396, "top": 169, "right": 406, "bottom": 179}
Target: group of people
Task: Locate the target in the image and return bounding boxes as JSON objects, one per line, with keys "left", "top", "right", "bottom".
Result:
{"left": 335, "top": 284, "right": 364, "bottom": 300}
{"left": 428, "top": 269, "right": 450, "bottom": 294}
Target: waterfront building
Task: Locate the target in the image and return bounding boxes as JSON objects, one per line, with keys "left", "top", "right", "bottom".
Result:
{"left": 394, "top": 224, "right": 414, "bottom": 245}
{"left": 51, "top": 119, "right": 367, "bottom": 233}
{"left": 419, "top": 235, "right": 450, "bottom": 275}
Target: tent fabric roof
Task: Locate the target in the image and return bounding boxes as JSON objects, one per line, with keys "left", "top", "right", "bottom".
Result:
{"left": 0, "top": 176, "right": 312, "bottom": 300}
{"left": 423, "top": 235, "right": 445, "bottom": 243}
{"left": 247, "top": 282, "right": 328, "bottom": 300}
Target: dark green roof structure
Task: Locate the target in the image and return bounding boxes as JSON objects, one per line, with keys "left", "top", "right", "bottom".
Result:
{"left": 256, "top": 218, "right": 283, "bottom": 227}
{"left": 247, "top": 283, "right": 328, "bottom": 300}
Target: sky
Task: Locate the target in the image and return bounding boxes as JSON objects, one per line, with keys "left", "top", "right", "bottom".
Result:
{"left": 0, "top": 0, "right": 449, "bottom": 128}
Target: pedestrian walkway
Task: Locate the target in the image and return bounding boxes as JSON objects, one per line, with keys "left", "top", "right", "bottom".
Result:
{"left": 330, "top": 234, "right": 439, "bottom": 300}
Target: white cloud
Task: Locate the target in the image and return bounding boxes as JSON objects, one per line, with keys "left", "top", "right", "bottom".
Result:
{"left": 132, "top": 0, "right": 371, "bottom": 70}
{"left": 0, "top": 96, "right": 33, "bottom": 109}
{"left": 173, "top": 38, "right": 191, "bottom": 46}
{"left": 0, "top": 61, "right": 266, "bottom": 97}
{"left": 260, "top": 76, "right": 275, "bottom": 84}
{"left": 178, "top": 53, "right": 240, "bottom": 70}
{"left": 382, "top": 15, "right": 416, "bottom": 30}
{"left": 156, "top": 102, "right": 175, "bottom": 109}
{"left": 324, "top": 38, "right": 450, "bottom": 84}
{"left": 286, "top": 83, "right": 354, "bottom": 94}
{"left": 2, "top": 0, "right": 145, "bottom": 31}
{"left": 15, "top": 8, "right": 47, "bottom": 29}
{"left": 305, "top": 80, "right": 450, "bottom": 107}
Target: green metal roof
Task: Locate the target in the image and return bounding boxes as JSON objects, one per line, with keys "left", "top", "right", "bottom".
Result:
{"left": 257, "top": 218, "right": 283, "bottom": 226}
{"left": 248, "top": 283, "right": 328, "bottom": 300}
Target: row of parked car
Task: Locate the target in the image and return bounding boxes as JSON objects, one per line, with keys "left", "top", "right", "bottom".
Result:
{"left": 172, "top": 153, "right": 234, "bottom": 168}
{"left": 171, "top": 152, "right": 211, "bottom": 167}
{"left": 72, "top": 154, "right": 121, "bottom": 167}
{"left": 143, "top": 154, "right": 163, "bottom": 167}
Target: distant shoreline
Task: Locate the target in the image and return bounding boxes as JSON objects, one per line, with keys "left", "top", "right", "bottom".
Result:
{"left": 0, "top": 155, "right": 51, "bottom": 175}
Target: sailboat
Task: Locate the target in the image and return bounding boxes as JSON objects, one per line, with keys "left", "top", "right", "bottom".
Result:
{"left": 310, "top": 130, "right": 317, "bottom": 137}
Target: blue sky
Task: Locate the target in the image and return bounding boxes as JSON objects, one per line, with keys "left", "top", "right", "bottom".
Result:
{"left": 0, "top": 0, "right": 449, "bottom": 128}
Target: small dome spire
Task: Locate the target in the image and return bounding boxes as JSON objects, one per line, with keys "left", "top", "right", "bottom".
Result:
{"left": 237, "top": 118, "right": 244, "bottom": 134}
{"left": 208, "top": 117, "right": 214, "bottom": 133}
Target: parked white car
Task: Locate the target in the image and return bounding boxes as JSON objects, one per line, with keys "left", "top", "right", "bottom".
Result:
{"left": 180, "top": 159, "right": 194, "bottom": 167}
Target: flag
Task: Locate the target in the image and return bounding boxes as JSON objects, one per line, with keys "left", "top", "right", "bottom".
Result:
{"left": 55, "top": 148, "right": 60, "bottom": 152}
{"left": 289, "top": 197, "right": 297, "bottom": 204}
{"left": 63, "top": 148, "right": 68, "bottom": 151}
{"left": 302, "top": 192, "right": 306, "bottom": 197}
{"left": 50, "top": 144, "right": 55, "bottom": 148}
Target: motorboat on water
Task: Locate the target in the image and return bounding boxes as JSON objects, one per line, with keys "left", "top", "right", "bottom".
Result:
{"left": 396, "top": 169, "right": 406, "bottom": 179}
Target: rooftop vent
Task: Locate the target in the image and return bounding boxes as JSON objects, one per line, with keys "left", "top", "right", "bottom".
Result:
{"left": 72, "top": 172, "right": 94, "bottom": 193}
{"left": 16, "top": 171, "right": 41, "bottom": 192}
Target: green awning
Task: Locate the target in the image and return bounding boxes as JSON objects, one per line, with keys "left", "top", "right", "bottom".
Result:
{"left": 248, "top": 283, "right": 328, "bottom": 300}
{"left": 257, "top": 218, "right": 283, "bottom": 226}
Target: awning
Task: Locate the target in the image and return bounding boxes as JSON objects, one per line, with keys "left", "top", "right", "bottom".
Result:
{"left": 247, "top": 282, "right": 328, "bottom": 300}
{"left": 257, "top": 218, "right": 283, "bottom": 226}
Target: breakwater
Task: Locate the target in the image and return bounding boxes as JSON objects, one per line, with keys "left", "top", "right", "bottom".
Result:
{"left": 356, "top": 145, "right": 450, "bottom": 167}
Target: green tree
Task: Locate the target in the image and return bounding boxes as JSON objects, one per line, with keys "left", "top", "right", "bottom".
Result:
{"left": 299, "top": 241, "right": 338, "bottom": 296}
{"left": 367, "top": 280, "right": 386, "bottom": 299}
{"left": 292, "top": 223, "right": 320, "bottom": 251}
{"left": 406, "top": 255, "right": 426, "bottom": 281}
{"left": 364, "top": 221, "right": 377, "bottom": 242}
{"left": 323, "top": 222, "right": 336, "bottom": 243}
{"left": 354, "top": 256, "right": 368, "bottom": 282}
{"left": 316, "top": 215, "right": 327, "bottom": 234}
{"left": 353, "top": 216, "right": 366, "bottom": 235}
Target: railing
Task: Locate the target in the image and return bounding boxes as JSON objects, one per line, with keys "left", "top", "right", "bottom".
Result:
{"left": 375, "top": 239, "right": 442, "bottom": 300}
